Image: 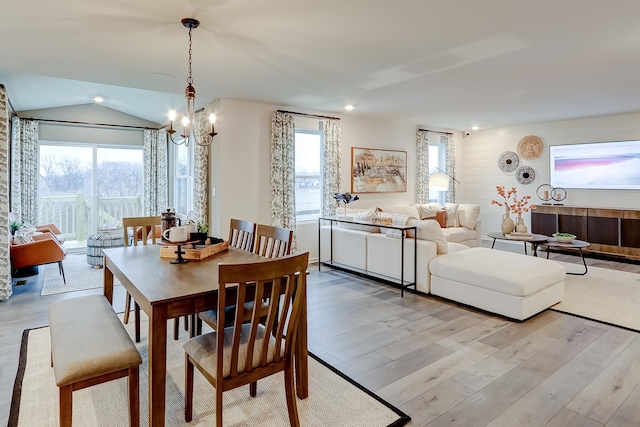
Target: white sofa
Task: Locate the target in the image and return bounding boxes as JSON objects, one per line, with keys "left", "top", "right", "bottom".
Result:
{"left": 319, "top": 203, "right": 481, "bottom": 294}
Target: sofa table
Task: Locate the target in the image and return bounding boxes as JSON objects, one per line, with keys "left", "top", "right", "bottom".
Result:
{"left": 318, "top": 216, "right": 417, "bottom": 297}
{"left": 488, "top": 232, "right": 549, "bottom": 257}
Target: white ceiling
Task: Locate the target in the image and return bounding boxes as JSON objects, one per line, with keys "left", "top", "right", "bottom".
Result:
{"left": 2, "top": 0, "right": 640, "bottom": 130}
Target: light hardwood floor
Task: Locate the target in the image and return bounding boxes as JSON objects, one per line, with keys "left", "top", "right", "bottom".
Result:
{"left": 1, "top": 240, "right": 640, "bottom": 426}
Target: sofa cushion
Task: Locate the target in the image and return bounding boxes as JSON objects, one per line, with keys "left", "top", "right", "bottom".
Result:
{"left": 458, "top": 204, "right": 481, "bottom": 230}
{"left": 344, "top": 207, "right": 376, "bottom": 215}
{"left": 413, "top": 204, "right": 448, "bottom": 227}
{"left": 406, "top": 219, "right": 448, "bottom": 254}
{"left": 445, "top": 203, "right": 459, "bottom": 227}
{"left": 376, "top": 205, "right": 420, "bottom": 219}
{"left": 441, "top": 227, "right": 477, "bottom": 244}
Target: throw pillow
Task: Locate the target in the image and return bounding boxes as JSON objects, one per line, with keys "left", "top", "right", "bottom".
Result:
{"left": 13, "top": 231, "right": 33, "bottom": 245}
{"left": 445, "top": 203, "right": 459, "bottom": 227}
{"left": 435, "top": 210, "right": 448, "bottom": 228}
{"left": 406, "top": 218, "right": 449, "bottom": 254}
{"left": 457, "top": 204, "right": 481, "bottom": 230}
{"left": 415, "top": 205, "right": 438, "bottom": 220}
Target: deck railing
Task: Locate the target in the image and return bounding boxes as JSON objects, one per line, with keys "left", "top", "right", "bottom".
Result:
{"left": 39, "top": 195, "right": 142, "bottom": 241}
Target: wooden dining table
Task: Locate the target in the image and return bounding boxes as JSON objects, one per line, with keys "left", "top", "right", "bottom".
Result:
{"left": 102, "top": 245, "right": 309, "bottom": 427}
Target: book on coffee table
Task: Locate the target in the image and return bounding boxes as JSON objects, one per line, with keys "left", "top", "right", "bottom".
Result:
{"left": 507, "top": 232, "right": 534, "bottom": 239}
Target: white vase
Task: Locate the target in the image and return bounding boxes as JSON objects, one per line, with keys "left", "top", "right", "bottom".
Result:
{"left": 515, "top": 214, "right": 528, "bottom": 233}
{"left": 501, "top": 206, "right": 515, "bottom": 235}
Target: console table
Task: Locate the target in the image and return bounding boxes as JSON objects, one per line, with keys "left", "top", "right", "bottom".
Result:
{"left": 318, "top": 216, "right": 417, "bottom": 297}
{"left": 532, "top": 205, "right": 640, "bottom": 261}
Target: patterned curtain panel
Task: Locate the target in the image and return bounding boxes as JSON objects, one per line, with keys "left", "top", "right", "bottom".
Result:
{"left": 0, "top": 86, "right": 11, "bottom": 300}
{"left": 415, "top": 130, "right": 430, "bottom": 204}
{"left": 142, "top": 129, "right": 168, "bottom": 216}
{"left": 192, "top": 110, "right": 209, "bottom": 225}
{"left": 321, "top": 118, "right": 341, "bottom": 216}
{"left": 270, "top": 111, "right": 297, "bottom": 251}
{"left": 445, "top": 134, "right": 456, "bottom": 203}
{"left": 10, "top": 117, "right": 39, "bottom": 225}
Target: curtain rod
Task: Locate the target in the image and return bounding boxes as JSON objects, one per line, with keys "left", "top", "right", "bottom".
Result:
{"left": 19, "top": 117, "right": 159, "bottom": 131}
{"left": 277, "top": 110, "right": 340, "bottom": 121}
{"left": 0, "top": 84, "right": 18, "bottom": 116}
{"left": 418, "top": 128, "right": 454, "bottom": 135}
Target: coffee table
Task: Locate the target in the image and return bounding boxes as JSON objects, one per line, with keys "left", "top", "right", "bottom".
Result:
{"left": 487, "top": 232, "right": 550, "bottom": 257}
{"left": 539, "top": 238, "right": 590, "bottom": 275}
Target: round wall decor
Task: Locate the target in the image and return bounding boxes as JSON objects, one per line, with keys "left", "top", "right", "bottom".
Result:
{"left": 497, "top": 151, "right": 520, "bottom": 172}
{"left": 517, "top": 135, "right": 544, "bottom": 160}
{"left": 515, "top": 166, "right": 535, "bottom": 184}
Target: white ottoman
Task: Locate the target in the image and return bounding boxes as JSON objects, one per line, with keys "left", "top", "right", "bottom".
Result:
{"left": 429, "top": 247, "right": 565, "bottom": 320}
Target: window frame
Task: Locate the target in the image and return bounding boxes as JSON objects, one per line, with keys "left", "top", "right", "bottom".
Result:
{"left": 169, "top": 139, "right": 194, "bottom": 217}
{"left": 294, "top": 128, "right": 324, "bottom": 224}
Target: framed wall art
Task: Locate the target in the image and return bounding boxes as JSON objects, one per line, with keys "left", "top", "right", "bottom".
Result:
{"left": 351, "top": 147, "right": 407, "bottom": 193}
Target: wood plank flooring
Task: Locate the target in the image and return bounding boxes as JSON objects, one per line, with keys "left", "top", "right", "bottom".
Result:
{"left": 1, "top": 240, "right": 640, "bottom": 426}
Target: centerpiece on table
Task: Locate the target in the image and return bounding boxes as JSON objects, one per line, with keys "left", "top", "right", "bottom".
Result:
{"left": 491, "top": 185, "right": 536, "bottom": 234}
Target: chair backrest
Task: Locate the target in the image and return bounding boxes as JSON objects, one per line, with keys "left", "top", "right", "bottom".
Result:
{"left": 216, "top": 251, "right": 309, "bottom": 381}
{"left": 228, "top": 219, "right": 256, "bottom": 252}
{"left": 122, "top": 216, "right": 161, "bottom": 247}
{"left": 254, "top": 224, "right": 293, "bottom": 258}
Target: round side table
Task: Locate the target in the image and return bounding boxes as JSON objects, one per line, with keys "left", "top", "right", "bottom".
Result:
{"left": 87, "top": 229, "right": 125, "bottom": 268}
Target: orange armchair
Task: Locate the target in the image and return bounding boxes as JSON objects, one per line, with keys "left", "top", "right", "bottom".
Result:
{"left": 10, "top": 232, "right": 68, "bottom": 283}
{"left": 35, "top": 223, "right": 66, "bottom": 244}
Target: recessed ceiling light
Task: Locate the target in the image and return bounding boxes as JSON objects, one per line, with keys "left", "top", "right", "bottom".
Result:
{"left": 93, "top": 96, "right": 105, "bottom": 103}
{"left": 471, "top": 126, "right": 480, "bottom": 131}
{"left": 344, "top": 105, "right": 355, "bottom": 111}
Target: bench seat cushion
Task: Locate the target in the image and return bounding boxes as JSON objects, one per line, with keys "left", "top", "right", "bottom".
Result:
{"left": 49, "top": 295, "right": 142, "bottom": 386}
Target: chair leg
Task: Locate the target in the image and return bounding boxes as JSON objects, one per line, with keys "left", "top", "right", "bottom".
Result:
{"left": 58, "top": 261, "right": 66, "bottom": 285}
{"left": 128, "top": 366, "right": 140, "bottom": 427}
{"left": 250, "top": 381, "right": 257, "bottom": 397}
{"left": 185, "top": 356, "right": 194, "bottom": 422}
{"left": 134, "top": 303, "right": 141, "bottom": 343}
{"left": 124, "top": 293, "right": 132, "bottom": 324}
{"left": 216, "top": 385, "right": 224, "bottom": 427}
{"left": 284, "top": 364, "right": 300, "bottom": 427}
{"left": 59, "top": 385, "right": 73, "bottom": 427}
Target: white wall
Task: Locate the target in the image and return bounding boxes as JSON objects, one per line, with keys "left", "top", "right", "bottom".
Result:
{"left": 207, "top": 98, "right": 463, "bottom": 262}
{"left": 461, "top": 111, "right": 640, "bottom": 236}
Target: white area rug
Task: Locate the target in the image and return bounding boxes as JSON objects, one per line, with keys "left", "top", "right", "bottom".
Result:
{"left": 9, "top": 313, "right": 409, "bottom": 427}
{"left": 41, "top": 254, "right": 120, "bottom": 296}
{"left": 552, "top": 261, "right": 640, "bottom": 331}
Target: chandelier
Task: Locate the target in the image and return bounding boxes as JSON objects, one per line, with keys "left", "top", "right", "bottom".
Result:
{"left": 167, "top": 18, "right": 217, "bottom": 147}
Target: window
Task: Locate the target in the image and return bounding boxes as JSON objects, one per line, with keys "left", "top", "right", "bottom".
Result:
{"left": 172, "top": 141, "right": 194, "bottom": 216}
{"left": 429, "top": 136, "right": 447, "bottom": 205}
{"left": 295, "top": 129, "right": 323, "bottom": 222}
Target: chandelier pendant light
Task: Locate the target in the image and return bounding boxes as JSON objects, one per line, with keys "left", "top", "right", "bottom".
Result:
{"left": 167, "top": 18, "right": 217, "bottom": 147}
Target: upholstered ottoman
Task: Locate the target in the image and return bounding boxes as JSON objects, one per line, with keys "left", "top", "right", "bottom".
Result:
{"left": 429, "top": 247, "right": 565, "bottom": 320}
{"left": 86, "top": 227, "right": 124, "bottom": 268}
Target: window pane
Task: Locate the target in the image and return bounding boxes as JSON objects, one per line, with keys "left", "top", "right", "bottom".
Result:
{"left": 295, "top": 132, "right": 322, "bottom": 221}
{"left": 97, "top": 148, "right": 143, "bottom": 225}
{"left": 173, "top": 142, "right": 193, "bottom": 215}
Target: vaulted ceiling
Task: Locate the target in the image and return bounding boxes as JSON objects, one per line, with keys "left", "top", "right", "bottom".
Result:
{"left": 2, "top": 0, "right": 640, "bottom": 130}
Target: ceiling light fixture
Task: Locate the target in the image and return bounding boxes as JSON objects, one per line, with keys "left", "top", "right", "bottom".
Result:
{"left": 93, "top": 96, "right": 104, "bottom": 103}
{"left": 167, "top": 18, "right": 217, "bottom": 147}
{"left": 344, "top": 105, "right": 355, "bottom": 111}
{"left": 471, "top": 126, "right": 480, "bottom": 131}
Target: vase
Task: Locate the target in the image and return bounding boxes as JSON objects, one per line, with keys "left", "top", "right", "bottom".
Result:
{"left": 501, "top": 206, "right": 515, "bottom": 235}
{"left": 515, "top": 214, "right": 528, "bottom": 233}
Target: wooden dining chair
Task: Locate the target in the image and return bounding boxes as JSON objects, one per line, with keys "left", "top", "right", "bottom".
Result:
{"left": 183, "top": 251, "right": 309, "bottom": 427}
{"left": 121, "top": 216, "right": 188, "bottom": 342}
{"left": 253, "top": 224, "right": 293, "bottom": 258}
{"left": 228, "top": 218, "right": 256, "bottom": 252}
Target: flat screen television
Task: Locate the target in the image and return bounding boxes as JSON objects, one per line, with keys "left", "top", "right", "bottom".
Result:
{"left": 549, "top": 140, "right": 640, "bottom": 190}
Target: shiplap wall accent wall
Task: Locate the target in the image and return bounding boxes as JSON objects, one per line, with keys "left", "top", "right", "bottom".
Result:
{"left": 460, "top": 111, "right": 640, "bottom": 238}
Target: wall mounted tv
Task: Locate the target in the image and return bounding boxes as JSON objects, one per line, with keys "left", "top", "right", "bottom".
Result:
{"left": 549, "top": 140, "right": 640, "bottom": 190}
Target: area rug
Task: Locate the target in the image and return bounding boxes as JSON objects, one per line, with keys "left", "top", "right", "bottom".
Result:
{"left": 9, "top": 313, "right": 410, "bottom": 427}
{"left": 551, "top": 262, "right": 640, "bottom": 332}
{"left": 41, "top": 254, "right": 120, "bottom": 296}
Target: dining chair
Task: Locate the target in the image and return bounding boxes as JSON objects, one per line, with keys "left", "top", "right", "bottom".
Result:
{"left": 183, "top": 251, "right": 309, "bottom": 427}
{"left": 121, "top": 216, "right": 188, "bottom": 342}
{"left": 228, "top": 218, "right": 256, "bottom": 252}
{"left": 197, "top": 223, "right": 293, "bottom": 333}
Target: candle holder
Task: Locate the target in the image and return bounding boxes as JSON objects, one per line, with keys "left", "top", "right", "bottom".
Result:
{"left": 536, "top": 184, "right": 554, "bottom": 205}
{"left": 551, "top": 187, "right": 567, "bottom": 205}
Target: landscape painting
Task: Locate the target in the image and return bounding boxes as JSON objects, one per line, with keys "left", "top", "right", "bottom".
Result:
{"left": 351, "top": 147, "right": 407, "bottom": 193}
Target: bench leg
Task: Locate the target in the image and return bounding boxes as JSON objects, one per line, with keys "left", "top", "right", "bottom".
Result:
{"left": 128, "top": 366, "right": 140, "bottom": 427}
{"left": 59, "top": 385, "right": 72, "bottom": 427}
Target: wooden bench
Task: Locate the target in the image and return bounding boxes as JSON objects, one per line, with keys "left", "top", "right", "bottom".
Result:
{"left": 49, "top": 295, "right": 142, "bottom": 427}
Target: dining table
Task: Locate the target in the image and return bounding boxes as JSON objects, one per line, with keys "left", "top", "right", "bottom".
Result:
{"left": 102, "top": 244, "right": 309, "bottom": 427}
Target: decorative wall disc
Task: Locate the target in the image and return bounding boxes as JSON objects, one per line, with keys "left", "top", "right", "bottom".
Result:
{"left": 497, "top": 151, "right": 520, "bottom": 172}
{"left": 517, "top": 135, "right": 544, "bottom": 160}
{"left": 515, "top": 166, "right": 535, "bottom": 184}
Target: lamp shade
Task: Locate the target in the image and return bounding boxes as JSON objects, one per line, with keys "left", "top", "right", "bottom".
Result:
{"left": 429, "top": 173, "right": 450, "bottom": 191}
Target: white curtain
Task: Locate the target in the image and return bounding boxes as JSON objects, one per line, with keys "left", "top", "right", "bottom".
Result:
{"left": 445, "top": 134, "right": 456, "bottom": 203}
{"left": 321, "top": 118, "right": 341, "bottom": 216}
{"left": 270, "top": 111, "right": 297, "bottom": 251}
{"left": 192, "top": 110, "right": 209, "bottom": 225}
{"left": 0, "top": 86, "right": 11, "bottom": 300}
{"left": 142, "top": 129, "right": 168, "bottom": 216}
{"left": 415, "top": 130, "right": 430, "bottom": 204}
{"left": 10, "top": 117, "right": 39, "bottom": 225}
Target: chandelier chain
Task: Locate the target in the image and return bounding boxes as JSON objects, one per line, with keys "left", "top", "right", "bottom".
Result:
{"left": 187, "top": 27, "right": 193, "bottom": 86}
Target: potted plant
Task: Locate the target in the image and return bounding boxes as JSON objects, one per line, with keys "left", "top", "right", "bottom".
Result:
{"left": 191, "top": 222, "right": 209, "bottom": 244}
{"left": 9, "top": 220, "right": 22, "bottom": 236}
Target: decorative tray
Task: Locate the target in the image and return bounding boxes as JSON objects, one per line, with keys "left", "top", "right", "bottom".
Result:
{"left": 160, "top": 240, "right": 229, "bottom": 260}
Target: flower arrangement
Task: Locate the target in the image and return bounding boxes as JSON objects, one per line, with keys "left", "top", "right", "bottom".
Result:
{"left": 491, "top": 186, "right": 537, "bottom": 214}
